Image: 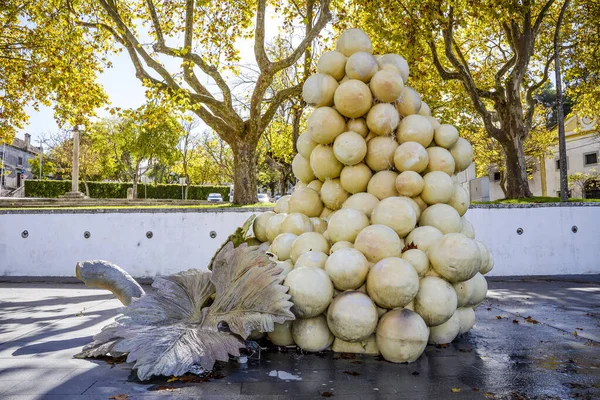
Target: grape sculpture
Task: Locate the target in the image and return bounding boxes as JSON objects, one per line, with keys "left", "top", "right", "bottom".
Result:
{"left": 254, "top": 28, "right": 494, "bottom": 363}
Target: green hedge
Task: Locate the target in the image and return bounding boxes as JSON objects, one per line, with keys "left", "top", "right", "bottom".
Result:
{"left": 24, "top": 180, "right": 230, "bottom": 200}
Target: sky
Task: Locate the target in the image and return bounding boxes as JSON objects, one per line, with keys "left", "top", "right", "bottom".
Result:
{"left": 16, "top": 8, "right": 286, "bottom": 145}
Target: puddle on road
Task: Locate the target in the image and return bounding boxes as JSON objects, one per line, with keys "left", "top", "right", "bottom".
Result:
{"left": 268, "top": 370, "right": 302, "bottom": 380}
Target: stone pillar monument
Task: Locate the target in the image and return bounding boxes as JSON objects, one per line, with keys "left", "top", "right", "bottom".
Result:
{"left": 64, "top": 125, "right": 85, "bottom": 199}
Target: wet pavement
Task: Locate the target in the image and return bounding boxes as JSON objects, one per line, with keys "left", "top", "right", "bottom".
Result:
{"left": 0, "top": 276, "right": 599, "bottom": 399}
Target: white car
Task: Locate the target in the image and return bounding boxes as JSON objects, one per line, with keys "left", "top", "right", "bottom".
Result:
{"left": 257, "top": 193, "right": 270, "bottom": 203}
{"left": 207, "top": 193, "right": 223, "bottom": 203}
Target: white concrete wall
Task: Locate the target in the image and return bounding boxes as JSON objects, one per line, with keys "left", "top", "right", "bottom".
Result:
{"left": 0, "top": 209, "right": 260, "bottom": 277}
{"left": 1, "top": 206, "right": 599, "bottom": 278}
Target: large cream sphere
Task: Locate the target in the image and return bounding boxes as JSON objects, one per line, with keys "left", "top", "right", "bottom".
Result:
{"left": 289, "top": 188, "right": 323, "bottom": 218}
{"left": 401, "top": 249, "right": 430, "bottom": 277}
{"left": 418, "top": 101, "right": 431, "bottom": 117}
{"left": 365, "top": 136, "right": 398, "bottom": 171}
{"left": 332, "top": 335, "right": 379, "bottom": 355}
{"left": 468, "top": 272, "right": 488, "bottom": 306}
{"left": 460, "top": 217, "right": 476, "bottom": 239}
{"left": 334, "top": 80, "right": 372, "bottom": 118}
{"left": 368, "top": 170, "right": 399, "bottom": 200}
{"left": 266, "top": 213, "right": 287, "bottom": 243}
{"left": 394, "top": 141, "right": 429, "bottom": 173}
{"left": 354, "top": 224, "right": 403, "bottom": 263}
{"left": 428, "top": 312, "right": 460, "bottom": 345}
{"left": 325, "top": 248, "right": 370, "bottom": 290}
{"left": 395, "top": 171, "right": 424, "bottom": 197}
{"left": 434, "top": 124, "right": 459, "bottom": 149}
{"left": 267, "top": 320, "right": 294, "bottom": 346}
{"left": 450, "top": 137, "right": 474, "bottom": 172}
{"left": 448, "top": 184, "right": 470, "bottom": 216}
{"left": 347, "top": 118, "right": 368, "bottom": 137}
{"left": 377, "top": 53, "right": 409, "bottom": 82}
{"left": 327, "top": 291, "right": 378, "bottom": 341}
{"left": 376, "top": 309, "right": 429, "bottom": 363}
{"left": 404, "top": 226, "right": 443, "bottom": 252}
{"left": 307, "top": 106, "right": 346, "bottom": 145}
{"left": 414, "top": 276, "right": 458, "bottom": 326}
{"left": 345, "top": 52, "right": 378, "bottom": 82}
{"left": 292, "top": 153, "right": 315, "bottom": 183}
{"left": 452, "top": 275, "right": 477, "bottom": 307}
{"left": 320, "top": 207, "right": 334, "bottom": 220}
{"left": 419, "top": 203, "right": 462, "bottom": 234}
{"left": 294, "top": 181, "right": 307, "bottom": 191}
{"left": 425, "top": 147, "right": 456, "bottom": 175}
{"left": 371, "top": 196, "right": 417, "bottom": 237}
{"left": 330, "top": 241, "right": 353, "bottom": 254}
{"left": 274, "top": 195, "right": 291, "bottom": 214}
{"left": 420, "top": 171, "right": 454, "bottom": 205}
{"left": 340, "top": 163, "right": 372, "bottom": 194}
{"left": 428, "top": 233, "right": 482, "bottom": 282}
{"left": 295, "top": 250, "right": 328, "bottom": 269}
{"left": 285, "top": 266, "right": 333, "bottom": 317}
{"left": 307, "top": 180, "right": 323, "bottom": 193}
{"left": 396, "top": 86, "right": 422, "bottom": 116}
{"left": 320, "top": 179, "right": 349, "bottom": 210}
{"left": 317, "top": 50, "right": 347, "bottom": 80}
{"left": 269, "top": 233, "right": 298, "bottom": 261}
{"left": 472, "top": 240, "right": 489, "bottom": 273}
{"left": 310, "top": 144, "right": 343, "bottom": 180}
{"left": 302, "top": 73, "right": 339, "bottom": 107}
{"left": 276, "top": 260, "right": 294, "bottom": 278}
{"left": 342, "top": 192, "right": 380, "bottom": 217}
{"left": 426, "top": 116, "right": 441, "bottom": 130}
{"left": 366, "top": 103, "right": 400, "bottom": 136}
{"left": 367, "top": 257, "right": 419, "bottom": 308}
{"left": 290, "top": 232, "right": 330, "bottom": 263}
{"left": 292, "top": 315, "right": 334, "bottom": 352}
{"left": 327, "top": 208, "right": 370, "bottom": 243}
{"left": 310, "top": 217, "right": 327, "bottom": 234}
{"left": 456, "top": 307, "right": 476, "bottom": 334}
{"left": 336, "top": 28, "right": 373, "bottom": 57}
{"left": 369, "top": 69, "right": 404, "bottom": 102}
{"left": 297, "top": 132, "right": 318, "bottom": 159}
{"left": 397, "top": 114, "right": 434, "bottom": 147}
{"left": 281, "top": 213, "right": 314, "bottom": 236}
{"left": 333, "top": 131, "right": 367, "bottom": 166}
{"left": 253, "top": 211, "right": 275, "bottom": 242}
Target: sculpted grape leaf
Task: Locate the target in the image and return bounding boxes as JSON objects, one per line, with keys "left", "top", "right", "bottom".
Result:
{"left": 208, "top": 214, "right": 256, "bottom": 271}
{"left": 203, "top": 242, "right": 294, "bottom": 339}
{"left": 76, "top": 241, "right": 293, "bottom": 381}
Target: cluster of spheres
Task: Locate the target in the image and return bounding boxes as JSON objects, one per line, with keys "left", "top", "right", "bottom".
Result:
{"left": 250, "top": 28, "right": 494, "bottom": 363}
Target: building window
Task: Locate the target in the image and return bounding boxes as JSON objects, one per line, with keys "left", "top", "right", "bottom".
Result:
{"left": 555, "top": 157, "right": 569, "bottom": 170}
{"left": 493, "top": 172, "right": 501, "bottom": 182}
{"left": 17, "top": 156, "right": 23, "bottom": 166}
{"left": 584, "top": 151, "right": 598, "bottom": 166}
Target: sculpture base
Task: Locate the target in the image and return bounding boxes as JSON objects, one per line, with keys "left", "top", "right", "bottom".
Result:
{"left": 62, "top": 191, "right": 87, "bottom": 199}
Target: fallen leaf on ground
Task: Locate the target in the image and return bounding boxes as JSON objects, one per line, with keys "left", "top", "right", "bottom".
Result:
{"left": 436, "top": 343, "right": 449, "bottom": 348}
{"left": 472, "top": 387, "right": 480, "bottom": 392}
{"left": 496, "top": 316, "right": 502, "bottom": 319}
{"left": 513, "top": 319, "right": 519, "bottom": 324}
{"left": 321, "top": 391, "right": 334, "bottom": 397}
{"left": 343, "top": 371, "right": 360, "bottom": 376}
{"left": 451, "top": 387, "right": 462, "bottom": 393}
{"left": 109, "top": 395, "right": 128, "bottom": 400}
{"left": 574, "top": 331, "right": 578, "bottom": 336}
{"left": 483, "top": 392, "right": 496, "bottom": 398}
{"left": 524, "top": 316, "right": 539, "bottom": 324}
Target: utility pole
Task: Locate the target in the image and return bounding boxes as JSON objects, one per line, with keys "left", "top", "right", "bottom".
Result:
{"left": 555, "top": 0, "right": 570, "bottom": 202}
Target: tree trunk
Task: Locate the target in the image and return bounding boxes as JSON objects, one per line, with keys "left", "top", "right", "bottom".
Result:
{"left": 554, "top": 0, "right": 570, "bottom": 202}
{"left": 500, "top": 137, "right": 533, "bottom": 198}
{"left": 83, "top": 177, "right": 90, "bottom": 197}
{"left": 132, "top": 170, "right": 139, "bottom": 199}
{"left": 232, "top": 139, "right": 258, "bottom": 204}
{"left": 499, "top": 172, "right": 508, "bottom": 198}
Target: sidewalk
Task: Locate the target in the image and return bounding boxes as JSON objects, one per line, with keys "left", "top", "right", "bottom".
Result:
{"left": 0, "top": 277, "right": 599, "bottom": 399}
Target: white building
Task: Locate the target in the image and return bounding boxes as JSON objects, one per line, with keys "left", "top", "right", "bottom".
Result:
{"left": 460, "top": 116, "right": 599, "bottom": 201}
